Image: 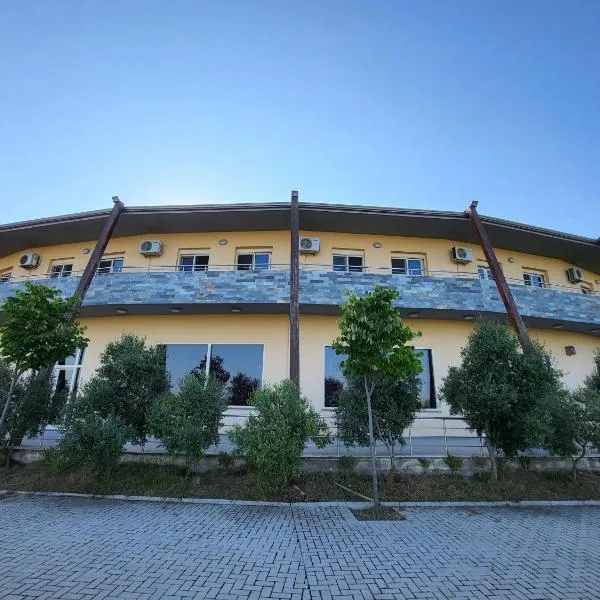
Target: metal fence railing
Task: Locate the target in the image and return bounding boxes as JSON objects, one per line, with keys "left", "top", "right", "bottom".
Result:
{"left": 2, "top": 264, "right": 596, "bottom": 297}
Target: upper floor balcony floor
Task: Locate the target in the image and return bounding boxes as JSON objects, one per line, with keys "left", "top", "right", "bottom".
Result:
{"left": 0, "top": 263, "right": 598, "bottom": 336}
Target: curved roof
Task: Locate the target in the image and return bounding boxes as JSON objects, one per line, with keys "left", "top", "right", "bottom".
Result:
{"left": 1, "top": 202, "right": 599, "bottom": 272}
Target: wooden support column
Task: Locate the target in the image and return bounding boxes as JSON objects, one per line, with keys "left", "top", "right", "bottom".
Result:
{"left": 467, "top": 201, "right": 534, "bottom": 353}
{"left": 289, "top": 190, "right": 300, "bottom": 386}
{"left": 74, "top": 196, "right": 125, "bottom": 311}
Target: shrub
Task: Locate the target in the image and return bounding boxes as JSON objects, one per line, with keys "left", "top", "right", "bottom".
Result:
{"left": 518, "top": 454, "right": 533, "bottom": 471}
{"left": 79, "top": 334, "right": 169, "bottom": 444}
{"left": 418, "top": 457, "right": 432, "bottom": 474}
{"left": 57, "top": 412, "right": 128, "bottom": 478}
{"left": 150, "top": 374, "right": 227, "bottom": 472}
{"left": 339, "top": 455, "right": 357, "bottom": 474}
{"left": 444, "top": 454, "right": 463, "bottom": 475}
{"left": 229, "top": 380, "right": 331, "bottom": 491}
{"left": 217, "top": 451, "right": 235, "bottom": 469}
{"left": 0, "top": 444, "right": 10, "bottom": 467}
{"left": 473, "top": 456, "right": 489, "bottom": 470}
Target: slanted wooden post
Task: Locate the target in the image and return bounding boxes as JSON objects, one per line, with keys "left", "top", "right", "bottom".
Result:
{"left": 467, "top": 201, "right": 534, "bottom": 353}
{"left": 74, "top": 196, "right": 125, "bottom": 311}
{"left": 289, "top": 190, "right": 300, "bottom": 386}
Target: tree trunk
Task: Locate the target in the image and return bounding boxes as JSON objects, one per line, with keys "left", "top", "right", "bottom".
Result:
{"left": 364, "top": 377, "right": 379, "bottom": 508}
{"left": 572, "top": 445, "right": 586, "bottom": 482}
{"left": 486, "top": 436, "right": 498, "bottom": 482}
{"left": 0, "top": 367, "right": 19, "bottom": 440}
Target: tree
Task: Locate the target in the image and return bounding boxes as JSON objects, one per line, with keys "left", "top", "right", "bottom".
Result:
{"left": 230, "top": 380, "right": 331, "bottom": 491}
{"left": 0, "top": 282, "right": 88, "bottom": 439}
{"left": 150, "top": 374, "right": 227, "bottom": 473}
{"left": 332, "top": 286, "right": 422, "bottom": 506}
{"left": 77, "top": 334, "right": 169, "bottom": 444}
{"left": 586, "top": 349, "right": 600, "bottom": 393}
{"left": 545, "top": 386, "right": 600, "bottom": 481}
{"left": 336, "top": 374, "right": 421, "bottom": 471}
{"left": 441, "top": 322, "right": 562, "bottom": 481}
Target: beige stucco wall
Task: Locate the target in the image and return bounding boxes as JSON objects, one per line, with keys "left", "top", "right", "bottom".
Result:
{"left": 2, "top": 229, "right": 598, "bottom": 292}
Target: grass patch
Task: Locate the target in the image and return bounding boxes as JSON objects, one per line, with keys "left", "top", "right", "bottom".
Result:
{"left": 2, "top": 462, "right": 600, "bottom": 502}
{"left": 350, "top": 506, "right": 406, "bottom": 521}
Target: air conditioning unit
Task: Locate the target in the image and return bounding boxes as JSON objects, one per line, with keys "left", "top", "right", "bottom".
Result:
{"left": 299, "top": 237, "right": 320, "bottom": 254}
{"left": 19, "top": 253, "right": 40, "bottom": 269}
{"left": 139, "top": 240, "right": 163, "bottom": 257}
{"left": 451, "top": 246, "right": 473, "bottom": 264}
{"left": 566, "top": 266, "right": 583, "bottom": 283}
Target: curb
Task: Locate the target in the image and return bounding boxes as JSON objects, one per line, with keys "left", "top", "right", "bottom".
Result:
{"left": 3, "top": 490, "right": 600, "bottom": 509}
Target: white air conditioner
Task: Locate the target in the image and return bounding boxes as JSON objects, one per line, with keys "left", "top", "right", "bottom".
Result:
{"left": 451, "top": 246, "right": 473, "bottom": 264}
{"left": 139, "top": 240, "right": 163, "bottom": 257}
{"left": 299, "top": 237, "right": 320, "bottom": 254}
{"left": 566, "top": 266, "right": 583, "bottom": 283}
{"left": 19, "top": 253, "right": 40, "bottom": 269}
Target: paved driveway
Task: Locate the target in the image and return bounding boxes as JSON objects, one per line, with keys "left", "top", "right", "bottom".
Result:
{"left": 1, "top": 496, "right": 599, "bottom": 600}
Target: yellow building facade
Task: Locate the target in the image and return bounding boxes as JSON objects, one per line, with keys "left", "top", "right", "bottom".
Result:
{"left": 0, "top": 202, "right": 599, "bottom": 423}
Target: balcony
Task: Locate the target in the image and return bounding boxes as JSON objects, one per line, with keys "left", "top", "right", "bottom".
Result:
{"left": 0, "top": 265, "right": 598, "bottom": 332}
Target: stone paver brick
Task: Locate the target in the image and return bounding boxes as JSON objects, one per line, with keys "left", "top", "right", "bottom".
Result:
{"left": 0, "top": 497, "right": 598, "bottom": 599}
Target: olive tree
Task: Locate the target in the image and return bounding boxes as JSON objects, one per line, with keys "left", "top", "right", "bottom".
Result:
{"left": 441, "top": 322, "right": 562, "bottom": 481}
{"left": 76, "top": 333, "right": 169, "bottom": 444}
{"left": 336, "top": 374, "right": 421, "bottom": 471}
{"left": 150, "top": 374, "right": 227, "bottom": 473}
{"left": 0, "top": 282, "right": 88, "bottom": 439}
{"left": 332, "top": 286, "right": 422, "bottom": 506}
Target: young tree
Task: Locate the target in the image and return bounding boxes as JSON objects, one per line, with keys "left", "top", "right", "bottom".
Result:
{"left": 0, "top": 282, "right": 88, "bottom": 439}
{"left": 230, "top": 380, "right": 330, "bottom": 492}
{"left": 78, "top": 334, "right": 169, "bottom": 444}
{"left": 441, "top": 322, "right": 562, "bottom": 481}
{"left": 332, "top": 286, "right": 422, "bottom": 506}
{"left": 586, "top": 349, "right": 600, "bottom": 393}
{"left": 150, "top": 374, "right": 227, "bottom": 473}
{"left": 336, "top": 374, "right": 421, "bottom": 472}
{"left": 545, "top": 386, "right": 600, "bottom": 481}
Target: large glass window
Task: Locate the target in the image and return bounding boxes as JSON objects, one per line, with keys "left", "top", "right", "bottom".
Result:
{"left": 178, "top": 255, "right": 209, "bottom": 272}
{"left": 98, "top": 257, "right": 124, "bottom": 274}
{"left": 50, "top": 263, "right": 74, "bottom": 278}
{"left": 53, "top": 349, "right": 85, "bottom": 398}
{"left": 391, "top": 257, "right": 423, "bottom": 276}
{"left": 478, "top": 265, "right": 494, "bottom": 281}
{"left": 236, "top": 252, "right": 271, "bottom": 271}
{"left": 323, "top": 346, "right": 435, "bottom": 409}
{"left": 165, "top": 343, "right": 263, "bottom": 405}
{"left": 333, "top": 254, "right": 363, "bottom": 273}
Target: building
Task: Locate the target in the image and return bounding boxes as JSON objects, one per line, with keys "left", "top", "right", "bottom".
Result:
{"left": 0, "top": 202, "right": 599, "bottom": 431}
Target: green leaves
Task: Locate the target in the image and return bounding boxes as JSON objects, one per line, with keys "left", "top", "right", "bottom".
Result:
{"left": 150, "top": 374, "right": 227, "bottom": 465}
{"left": 230, "top": 380, "right": 331, "bottom": 491}
{"left": 0, "top": 282, "right": 88, "bottom": 373}
{"left": 332, "top": 286, "right": 422, "bottom": 382}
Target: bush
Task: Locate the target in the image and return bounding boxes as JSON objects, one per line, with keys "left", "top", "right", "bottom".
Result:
{"left": 150, "top": 374, "right": 226, "bottom": 472}
{"left": 79, "top": 334, "right": 169, "bottom": 444}
{"left": 418, "top": 457, "right": 432, "bottom": 474}
{"left": 217, "top": 452, "right": 235, "bottom": 469}
{"left": 229, "top": 380, "right": 331, "bottom": 491}
{"left": 0, "top": 444, "right": 11, "bottom": 467}
{"left": 444, "top": 454, "right": 463, "bottom": 475}
{"left": 57, "top": 411, "right": 129, "bottom": 478}
{"left": 518, "top": 454, "right": 533, "bottom": 471}
{"left": 339, "top": 455, "right": 357, "bottom": 474}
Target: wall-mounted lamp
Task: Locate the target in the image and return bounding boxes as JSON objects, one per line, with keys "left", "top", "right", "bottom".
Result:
{"left": 115, "top": 307, "right": 128, "bottom": 315}
{"left": 373, "top": 241, "right": 383, "bottom": 249}
{"left": 407, "top": 312, "right": 420, "bottom": 318}
{"left": 82, "top": 248, "right": 90, "bottom": 255}
{"left": 507, "top": 257, "right": 516, "bottom": 263}
{"left": 463, "top": 314, "right": 475, "bottom": 321}
{"left": 170, "top": 307, "right": 182, "bottom": 314}
{"left": 231, "top": 307, "right": 242, "bottom": 313}
{"left": 219, "top": 239, "right": 228, "bottom": 246}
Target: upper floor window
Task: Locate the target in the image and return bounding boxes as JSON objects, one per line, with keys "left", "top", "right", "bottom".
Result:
{"left": 391, "top": 257, "right": 423, "bottom": 276}
{"left": 98, "top": 257, "right": 124, "bottom": 274}
{"left": 236, "top": 252, "right": 271, "bottom": 271}
{"left": 178, "top": 254, "right": 209, "bottom": 272}
{"left": 0, "top": 269, "right": 11, "bottom": 283}
{"left": 53, "top": 348, "right": 85, "bottom": 399}
{"left": 478, "top": 265, "right": 494, "bottom": 281}
{"left": 523, "top": 271, "right": 546, "bottom": 288}
{"left": 581, "top": 285, "right": 593, "bottom": 295}
{"left": 50, "top": 263, "right": 74, "bottom": 278}
{"left": 333, "top": 254, "right": 363, "bottom": 273}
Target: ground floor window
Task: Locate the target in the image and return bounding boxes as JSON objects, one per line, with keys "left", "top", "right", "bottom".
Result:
{"left": 164, "top": 343, "right": 263, "bottom": 406}
{"left": 53, "top": 348, "right": 85, "bottom": 398}
{"left": 324, "top": 346, "right": 436, "bottom": 409}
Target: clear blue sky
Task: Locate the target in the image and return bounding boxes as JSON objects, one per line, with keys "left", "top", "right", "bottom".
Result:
{"left": 1, "top": 1, "right": 599, "bottom": 237}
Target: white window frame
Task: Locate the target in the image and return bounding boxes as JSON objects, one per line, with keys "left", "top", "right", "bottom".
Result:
{"left": 523, "top": 271, "right": 546, "bottom": 288}
{"left": 178, "top": 254, "right": 210, "bottom": 272}
{"left": 478, "top": 265, "right": 494, "bottom": 281}
{"left": 236, "top": 251, "right": 271, "bottom": 271}
{"left": 332, "top": 253, "right": 364, "bottom": 273}
{"left": 0, "top": 269, "right": 11, "bottom": 283}
{"left": 52, "top": 348, "right": 85, "bottom": 397}
{"left": 391, "top": 257, "right": 424, "bottom": 276}
{"left": 49, "top": 262, "right": 74, "bottom": 278}
{"left": 98, "top": 256, "right": 124, "bottom": 274}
